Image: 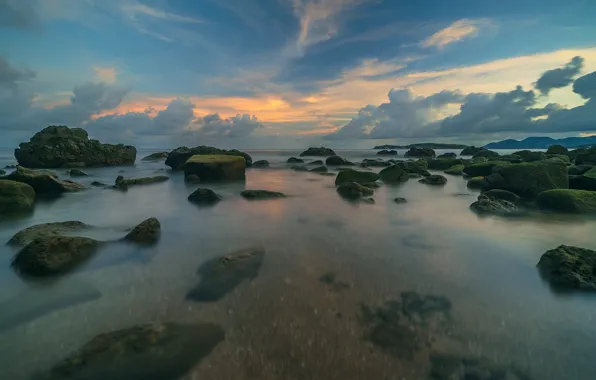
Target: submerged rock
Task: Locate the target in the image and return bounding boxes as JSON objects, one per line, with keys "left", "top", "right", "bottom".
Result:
{"left": 418, "top": 174, "right": 447, "bottom": 185}
{"left": 90, "top": 181, "right": 108, "bottom": 188}
{"left": 538, "top": 245, "right": 596, "bottom": 291}
{"left": 326, "top": 155, "right": 354, "bottom": 166}
{"left": 6, "top": 166, "right": 86, "bottom": 195}
{"left": 12, "top": 236, "right": 100, "bottom": 276}
{"left": 444, "top": 164, "right": 464, "bottom": 175}
{"left": 8, "top": 221, "right": 91, "bottom": 246}
{"left": 536, "top": 189, "right": 596, "bottom": 214}
{"left": 335, "top": 169, "right": 379, "bottom": 185}
{"left": 124, "top": 218, "right": 161, "bottom": 244}
{"left": 183, "top": 155, "right": 246, "bottom": 181}
{"left": 15, "top": 126, "right": 136, "bottom": 168}
{"left": 184, "top": 174, "right": 201, "bottom": 184}
{"left": 187, "top": 247, "right": 265, "bottom": 302}
{"left": 309, "top": 166, "right": 328, "bottom": 173}
{"left": 241, "top": 190, "right": 286, "bottom": 200}
{"left": 404, "top": 147, "right": 435, "bottom": 158}
{"left": 361, "top": 158, "right": 390, "bottom": 167}
{"left": 290, "top": 165, "right": 308, "bottom": 172}
{"left": 336, "top": 182, "right": 374, "bottom": 200}
{"left": 165, "top": 146, "right": 252, "bottom": 170}
{"left": 287, "top": 157, "right": 304, "bottom": 164}
{"left": 299, "top": 147, "right": 336, "bottom": 157}
{"left": 141, "top": 152, "right": 169, "bottom": 161}
{"left": 394, "top": 197, "right": 407, "bottom": 204}
{"left": 42, "top": 323, "right": 224, "bottom": 380}
{"left": 0, "top": 180, "right": 35, "bottom": 213}
{"left": 188, "top": 188, "right": 222, "bottom": 206}
{"left": 470, "top": 196, "right": 519, "bottom": 216}
{"left": 68, "top": 169, "right": 88, "bottom": 177}
{"left": 484, "top": 162, "right": 568, "bottom": 198}
{"left": 114, "top": 175, "right": 169, "bottom": 190}
{"left": 252, "top": 160, "right": 270, "bottom": 168}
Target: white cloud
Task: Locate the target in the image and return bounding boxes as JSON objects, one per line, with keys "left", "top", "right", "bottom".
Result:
{"left": 93, "top": 66, "right": 118, "bottom": 84}
{"left": 422, "top": 18, "right": 492, "bottom": 49}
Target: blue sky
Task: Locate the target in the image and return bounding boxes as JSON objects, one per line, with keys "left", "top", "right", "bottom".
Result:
{"left": 1, "top": 0, "right": 596, "bottom": 148}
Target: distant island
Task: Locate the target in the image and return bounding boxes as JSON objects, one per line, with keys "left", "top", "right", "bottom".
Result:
{"left": 374, "top": 143, "right": 469, "bottom": 149}
{"left": 484, "top": 136, "right": 596, "bottom": 149}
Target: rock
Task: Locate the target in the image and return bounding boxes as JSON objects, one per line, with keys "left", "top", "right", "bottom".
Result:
{"left": 287, "top": 157, "right": 304, "bottom": 164}
{"left": 165, "top": 146, "right": 252, "bottom": 170}
{"left": 444, "top": 164, "right": 464, "bottom": 175}
{"left": 335, "top": 169, "right": 379, "bottom": 185}
{"left": 61, "top": 162, "right": 86, "bottom": 168}
{"left": 361, "top": 181, "right": 381, "bottom": 188}
{"left": 308, "top": 160, "right": 324, "bottom": 165}
{"left": 309, "top": 166, "right": 328, "bottom": 173}
{"left": 569, "top": 175, "right": 596, "bottom": 191}
{"left": 361, "top": 158, "right": 390, "bottom": 167}
{"left": 427, "top": 158, "right": 463, "bottom": 170}
{"left": 114, "top": 175, "right": 169, "bottom": 190}
{"left": 241, "top": 190, "right": 286, "bottom": 200}
{"left": 484, "top": 161, "right": 568, "bottom": 198}
{"left": 141, "top": 152, "right": 169, "bottom": 161}
{"left": 43, "top": 323, "right": 224, "bottom": 380}
{"left": 471, "top": 156, "right": 488, "bottom": 163}
{"left": 462, "top": 161, "right": 511, "bottom": 177}
{"left": 6, "top": 166, "right": 86, "bottom": 195}
{"left": 187, "top": 247, "right": 265, "bottom": 301}
{"left": 467, "top": 177, "right": 487, "bottom": 190}
{"left": 537, "top": 245, "right": 596, "bottom": 291}
{"left": 90, "top": 181, "right": 108, "bottom": 187}
{"left": 460, "top": 146, "right": 485, "bottom": 156}
{"left": 252, "top": 160, "right": 270, "bottom": 168}
{"left": 0, "top": 169, "right": 5, "bottom": 175}
{"left": 15, "top": 126, "right": 136, "bottom": 168}
{"left": 337, "top": 182, "right": 374, "bottom": 200}
{"left": 183, "top": 155, "right": 246, "bottom": 181}
{"left": 404, "top": 147, "right": 435, "bottom": 158}
{"left": 397, "top": 161, "right": 431, "bottom": 176}
{"left": 376, "top": 149, "right": 398, "bottom": 156}
{"left": 546, "top": 145, "right": 568, "bottom": 155}
{"left": 437, "top": 152, "right": 457, "bottom": 159}
{"left": 584, "top": 166, "right": 596, "bottom": 178}
{"left": 0, "top": 180, "right": 35, "bottom": 213}
{"left": 418, "top": 175, "right": 447, "bottom": 185}
{"left": 574, "top": 147, "right": 596, "bottom": 165}
{"left": 482, "top": 189, "right": 521, "bottom": 204}
{"left": 568, "top": 165, "right": 593, "bottom": 175}
{"left": 429, "top": 353, "right": 531, "bottom": 380}
{"left": 8, "top": 221, "right": 90, "bottom": 246}
{"left": 320, "top": 172, "right": 336, "bottom": 176}
{"left": 326, "top": 155, "right": 354, "bottom": 166}
{"left": 185, "top": 174, "right": 201, "bottom": 184}
{"left": 124, "top": 217, "right": 161, "bottom": 244}
{"left": 290, "top": 165, "right": 308, "bottom": 172}
{"left": 378, "top": 165, "right": 409, "bottom": 183}
{"left": 470, "top": 196, "right": 519, "bottom": 216}
{"left": 394, "top": 197, "right": 407, "bottom": 203}
{"left": 497, "top": 154, "right": 523, "bottom": 163}
{"left": 362, "top": 197, "right": 375, "bottom": 204}
{"left": 536, "top": 189, "right": 596, "bottom": 213}
{"left": 188, "top": 188, "right": 222, "bottom": 206}
{"left": 514, "top": 150, "right": 546, "bottom": 162}
{"left": 299, "top": 147, "right": 336, "bottom": 157}
{"left": 472, "top": 149, "right": 499, "bottom": 158}
{"left": 68, "top": 168, "right": 88, "bottom": 177}
{"left": 12, "top": 236, "right": 100, "bottom": 276}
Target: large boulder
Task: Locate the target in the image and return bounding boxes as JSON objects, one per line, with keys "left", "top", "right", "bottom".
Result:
{"left": 183, "top": 155, "right": 246, "bottom": 181}
{"left": 241, "top": 190, "right": 286, "bottom": 200}
{"left": 337, "top": 182, "right": 373, "bottom": 200}
{"left": 397, "top": 161, "right": 431, "bottom": 176}
{"left": 114, "top": 175, "right": 169, "bottom": 190}
{"left": 335, "top": 169, "right": 379, "bottom": 185}
{"left": 326, "top": 155, "right": 354, "bottom": 166}
{"left": 141, "top": 152, "right": 169, "bottom": 161}
{"left": 418, "top": 174, "right": 447, "bottom": 186}
{"left": 470, "top": 196, "right": 519, "bottom": 216}
{"left": 536, "top": 189, "right": 596, "bottom": 213}
{"left": 14, "top": 126, "right": 136, "bottom": 168}
{"left": 124, "top": 217, "right": 161, "bottom": 244}
{"left": 6, "top": 166, "right": 86, "bottom": 194}
{"left": 12, "top": 236, "right": 100, "bottom": 276}
{"left": 573, "top": 147, "right": 596, "bottom": 165}
{"left": 467, "top": 177, "right": 488, "bottom": 190}
{"left": 165, "top": 146, "right": 252, "bottom": 171}
{"left": 436, "top": 152, "right": 457, "bottom": 159}
{"left": 472, "top": 149, "right": 499, "bottom": 158}
{"left": 462, "top": 161, "right": 511, "bottom": 177}
{"left": 378, "top": 165, "right": 409, "bottom": 183}
{"left": 546, "top": 145, "right": 568, "bottom": 155}
{"left": 513, "top": 150, "right": 546, "bottom": 162}
{"left": 404, "top": 147, "right": 435, "bottom": 158}
{"left": 0, "top": 180, "right": 35, "bottom": 213}
{"left": 537, "top": 245, "right": 596, "bottom": 291}
{"left": 8, "top": 221, "right": 90, "bottom": 246}
{"left": 484, "top": 161, "right": 568, "bottom": 198}
{"left": 427, "top": 158, "right": 463, "bottom": 170}
{"left": 188, "top": 188, "right": 222, "bottom": 206}
{"left": 299, "top": 147, "right": 336, "bottom": 157}
{"left": 460, "top": 146, "right": 484, "bottom": 156}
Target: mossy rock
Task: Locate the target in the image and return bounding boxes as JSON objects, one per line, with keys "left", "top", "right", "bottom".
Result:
{"left": 396, "top": 161, "right": 430, "bottom": 176}
{"left": 460, "top": 146, "right": 485, "bottom": 156}
{"left": 404, "top": 147, "right": 435, "bottom": 158}
{"left": 8, "top": 221, "right": 90, "bottom": 246}
{"left": 496, "top": 154, "right": 522, "bottom": 163}
{"left": 361, "top": 158, "right": 390, "bottom": 167}
{"left": 290, "top": 165, "right": 308, "bottom": 172}
{"left": 546, "top": 145, "right": 568, "bottom": 155}
{"left": 326, "top": 155, "right": 354, "bottom": 166}
{"left": 165, "top": 146, "right": 252, "bottom": 170}
{"left": 427, "top": 158, "right": 463, "bottom": 170}
{"left": 336, "top": 182, "right": 374, "bottom": 200}
{"left": 287, "top": 157, "right": 304, "bottom": 164}
{"left": 470, "top": 196, "right": 518, "bottom": 216}
{"left": 568, "top": 165, "right": 593, "bottom": 175}
{"left": 418, "top": 174, "right": 447, "bottom": 186}
{"left": 12, "top": 236, "right": 100, "bottom": 276}
{"left": 569, "top": 175, "right": 596, "bottom": 191}
{"left": 6, "top": 166, "right": 86, "bottom": 194}
{"left": 68, "top": 169, "right": 88, "bottom": 177}
{"left": 376, "top": 149, "right": 398, "bottom": 156}
{"left": 537, "top": 245, "right": 596, "bottom": 291}
{"left": 574, "top": 147, "right": 596, "bottom": 165}
{"left": 378, "top": 165, "right": 409, "bottom": 183}
{"left": 309, "top": 166, "right": 328, "bottom": 173}
{"left": 482, "top": 189, "right": 521, "bottom": 204}
{"left": 536, "top": 189, "right": 596, "bottom": 213}
{"left": 241, "top": 190, "right": 286, "bottom": 200}
{"left": 472, "top": 149, "right": 499, "bottom": 158}
{"left": 299, "top": 147, "right": 336, "bottom": 157}
{"left": 43, "top": 323, "right": 224, "bottom": 380}
{"left": 184, "top": 155, "right": 246, "bottom": 181}
{"left": 0, "top": 180, "right": 35, "bottom": 213}
{"left": 583, "top": 166, "right": 596, "bottom": 179}
{"left": 141, "top": 152, "right": 169, "bottom": 161}
{"left": 467, "top": 177, "right": 487, "bottom": 190}
{"left": 307, "top": 160, "right": 324, "bottom": 165}
{"left": 444, "top": 164, "right": 464, "bottom": 175}
{"left": 252, "top": 160, "right": 270, "bottom": 168}
{"left": 436, "top": 152, "right": 457, "bottom": 159}
{"left": 545, "top": 154, "right": 570, "bottom": 165}
{"left": 124, "top": 218, "right": 161, "bottom": 244}
{"left": 188, "top": 188, "right": 222, "bottom": 206}
{"left": 335, "top": 169, "right": 379, "bottom": 185}
{"left": 114, "top": 175, "right": 169, "bottom": 190}
{"left": 485, "top": 161, "right": 568, "bottom": 198}
{"left": 462, "top": 161, "right": 511, "bottom": 177}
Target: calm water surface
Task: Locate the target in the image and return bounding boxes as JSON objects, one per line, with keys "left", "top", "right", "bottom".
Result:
{"left": 0, "top": 148, "right": 595, "bottom": 379}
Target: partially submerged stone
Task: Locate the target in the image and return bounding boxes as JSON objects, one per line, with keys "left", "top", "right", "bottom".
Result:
{"left": 185, "top": 174, "right": 201, "bottom": 184}
{"left": 68, "top": 169, "right": 88, "bottom": 177}
{"left": 123, "top": 218, "right": 161, "bottom": 244}
{"left": 299, "top": 147, "right": 336, "bottom": 157}
{"left": 337, "top": 182, "right": 374, "bottom": 200}
{"left": 537, "top": 245, "right": 596, "bottom": 291}
{"left": 418, "top": 174, "right": 447, "bottom": 185}
{"left": 470, "top": 196, "right": 519, "bottom": 216}
{"left": 460, "top": 146, "right": 485, "bottom": 156}
{"left": 462, "top": 161, "right": 511, "bottom": 177}
{"left": 466, "top": 177, "right": 487, "bottom": 190}
{"left": 483, "top": 161, "right": 568, "bottom": 198}
{"left": 8, "top": 221, "right": 91, "bottom": 246}
{"left": 141, "top": 152, "right": 169, "bottom": 161}
{"left": 165, "top": 146, "right": 252, "bottom": 170}
{"left": 482, "top": 189, "right": 521, "bottom": 204}
{"left": 437, "top": 152, "right": 457, "bottom": 159}
{"left": 114, "top": 175, "right": 169, "bottom": 190}
{"left": 90, "top": 181, "right": 108, "bottom": 188}
{"left": 184, "top": 155, "right": 246, "bottom": 181}
{"left": 472, "top": 149, "right": 499, "bottom": 158}
{"left": 404, "top": 147, "right": 435, "bottom": 158}
{"left": 335, "top": 169, "right": 379, "bottom": 185}
{"left": 309, "top": 166, "right": 328, "bottom": 173}
{"left": 6, "top": 166, "right": 86, "bottom": 195}
{"left": 536, "top": 189, "right": 596, "bottom": 214}
{"left": 427, "top": 158, "right": 463, "bottom": 170}
{"left": 187, "top": 247, "right": 265, "bottom": 302}
{"left": 290, "top": 165, "right": 308, "bottom": 172}
{"left": 252, "top": 160, "right": 270, "bottom": 168}
{"left": 397, "top": 161, "right": 431, "bottom": 177}
{"left": 376, "top": 149, "right": 398, "bottom": 156}
{"left": 287, "top": 157, "right": 304, "bottom": 164}
{"left": 241, "top": 190, "right": 286, "bottom": 200}
{"left": 188, "top": 188, "right": 222, "bottom": 206}
{"left": 326, "top": 155, "right": 354, "bottom": 166}
{"left": 43, "top": 323, "right": 224, "bottom": 380}
{"left": 444, "top": 164, "right": 464, "bottom": 175}
{"left": 0, "top": 180, "right": 35, "bottom": 213}
{"left": 394, "top": 197, "right": 407, "bottom": 204}
{"left": 379, "top": 165, "right": 409, "bottom": 183}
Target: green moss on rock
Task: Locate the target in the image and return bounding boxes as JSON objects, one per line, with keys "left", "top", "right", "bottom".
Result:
{"left": 6, "top": 166, "right": 86, "bottom": 194}
{"left": 8, "top": 221, "right": 90, "bottom": 246}
{"left": 184, "top": 155, "right": 246, "bottom": 181}
{"left": 427, "top": 158, "right": 463, "bottom": 170}
{"left": 536, "top": 189, "right": 596, "bottom": 213}
{"left": 485, "top": 161, "right": 568, "bottom": 198}
{"left": 335, "top": 169, "right": 379, "bottom": 185}
{"left": 462, "top": 161, "right": 511, "bottom": 177}
{"left": 444, "top": 164, "right": 464, "bottom": 175}
{"left": 0, "top": 180, "right": 35, "bottom": 213}
{"left": 378, "top": 165, "right": 409, "bottom": 183}
{"left": 537, "top": 245, "right": 596, "bottom": 291}
{"left": 336, "top": 182, "right": 374, "bottom": 200}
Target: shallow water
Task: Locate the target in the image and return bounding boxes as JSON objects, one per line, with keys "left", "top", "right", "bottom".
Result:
{"left": 1, "top": 148, "right": 595, "bottom": 379}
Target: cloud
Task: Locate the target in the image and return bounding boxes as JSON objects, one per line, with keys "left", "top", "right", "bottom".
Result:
{"left": 535, "top": 56, "right": 584, "bottom": 95}
{"left": 93, "top": 66, "right": 118, "bottom": 84}
{"left": 193, "top": 113, "right": 264, "bottom": 138}
{"left": 0, "top": 56, "right": 35, "bottom": 89}
{"left": 121, "top": 2, "right": 203, "bottom": 24}
{"left": 422, "top": 19, "right": 490, "bottom": 49}
{"left": 0, "top": 0, "right": 40, "bottom": 30}
{"left": 572, "top": 70, "right": 596, "bottom": 99}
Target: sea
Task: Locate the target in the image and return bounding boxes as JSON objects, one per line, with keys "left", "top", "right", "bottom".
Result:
{"left": 0, "top": 147, "right": 595, "bottom": 380}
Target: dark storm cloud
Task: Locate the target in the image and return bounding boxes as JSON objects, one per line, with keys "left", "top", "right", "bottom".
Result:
{"left": 193, "top": 113, "right": 264, "bottom": 138}
{"left": 572, "top": 70, "right": 596, "bottom": 99}
{"left": 534, "top": 56, "right": 584, "bottom": 95}
{"left": 0, "top": 0, "right": 40, "bottom": 30}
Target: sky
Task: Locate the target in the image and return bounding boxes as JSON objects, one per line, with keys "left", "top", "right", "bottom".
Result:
{"left": 1, "top": 0, "right": 596, "bottom": 149}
